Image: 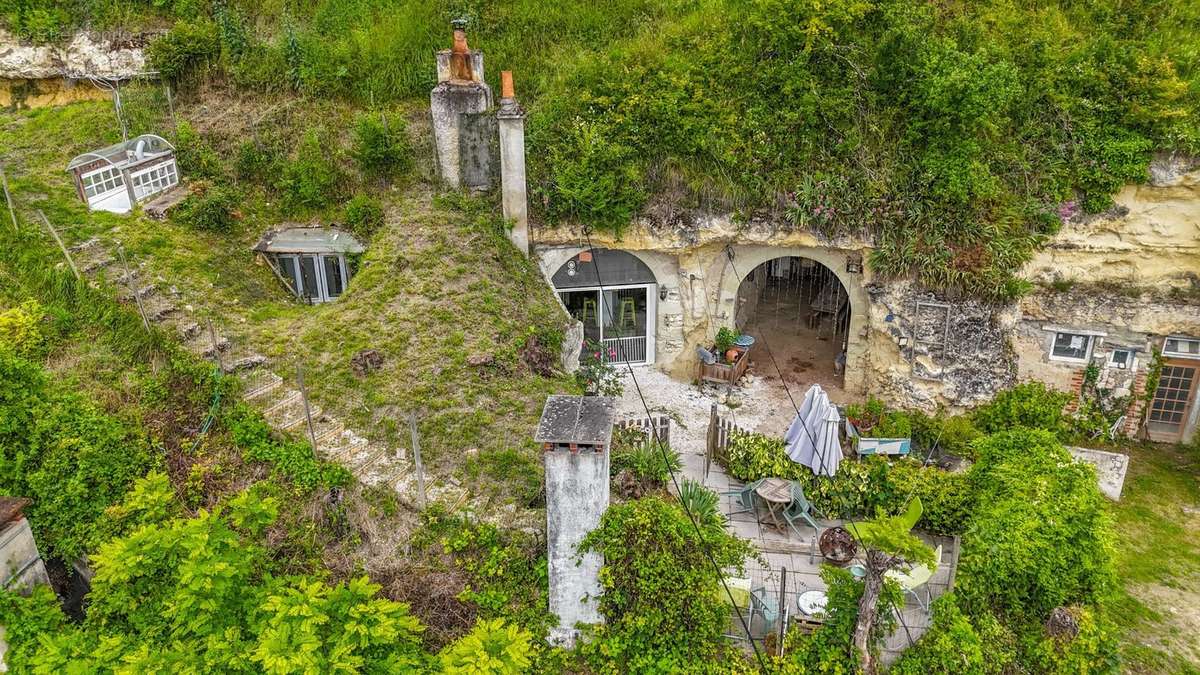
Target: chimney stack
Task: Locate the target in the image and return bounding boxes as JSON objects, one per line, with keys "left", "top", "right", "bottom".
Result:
{"left": 431, "top": 20, "right": 492, "bottom": 189}
{"left": 497, "top": 70, "right": 529, "bottom": 255}
{"left": 535, "top": 395, "right": 613, "bottom": 648}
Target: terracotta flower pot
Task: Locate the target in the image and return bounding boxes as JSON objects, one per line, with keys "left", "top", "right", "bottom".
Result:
{"left": 726, "top": 348, "right": 741, "bottom": 363}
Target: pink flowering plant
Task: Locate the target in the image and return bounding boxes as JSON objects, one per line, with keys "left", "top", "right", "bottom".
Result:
{"left": 576, "top": 339, "right": 624, "bottom": 397}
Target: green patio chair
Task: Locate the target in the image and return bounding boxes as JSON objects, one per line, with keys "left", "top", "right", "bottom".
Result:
{"left": 783, "top": 481, "right": 821, "bottom": 540}
{"left": 720, "top": 479, "right": 764, "bottom": 515}
{"left": 885, "top": 544, "right": 942, "bottom": 613}
{"left": 748, "top": 585, "right": 779, "bottom": 637}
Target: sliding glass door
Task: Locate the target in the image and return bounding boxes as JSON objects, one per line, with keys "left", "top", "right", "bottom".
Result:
{"left": 559, "top": 284, "right": 655, "bottom": 365}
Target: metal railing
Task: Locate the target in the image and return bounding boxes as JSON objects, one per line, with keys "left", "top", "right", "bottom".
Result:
{"left": 602, "top": 335, "right": 647, "bottom": 364}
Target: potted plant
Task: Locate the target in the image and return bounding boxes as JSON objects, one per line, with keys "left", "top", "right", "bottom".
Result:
{"left": 715, "top": 327, "right": 740, "bottom": 364}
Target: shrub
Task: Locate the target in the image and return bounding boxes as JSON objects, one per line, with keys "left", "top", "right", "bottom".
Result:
{"left": 0, "top": 350, "right": 157, "bottom": 560}
{"left": 224, "top": 402, "right": 351, "bottom": 490}
{"left": 958, "top": 429, "right": 1116, "bottom": 622}
{"left": 784, "top": 567, "right": 901, "bottom": 672}
{"left": 538, "top": 119, "right": 645, "bottom": 234}
{"left": 677, "top": 478, "right": 724, "bottom": 536}
{"left": 579, "top": 496, "right": 752, "bottom": 672}
{"left": 911, "top": 410, "right": 981, "bottom": 459}
{"left": 973, "top": 382, "right": 1072, "bottom": 436}
{"left": 174, "top": 184, "right": 239, "bottom": 233}
{"left": 888, "top": 460, "right": 972, "bottom": 536}
{"left": 575, "top": 338, "right": 623, "bottom": 396}
{"left": 439, "top": 619, "right": 533, "bottom": 674}
{"left": 147, "top": 19, "right": 220, "bottom": 83}
{"left": 889, "top": 594, "right": 985, "bottom": 675}
{"left": 344, "top": 193, "right": 385, "bottom": 238}
{"left": 173, "top": 121, "right": 223, "bottom": 180}
{"left": 611, "top": 430, "right": 681, "bottom": 496}
{"left": 350, "top": 112, "right": 413, "bottom": 181}
{"left": 234, "top": 140, "right": 282, "bottom": 184}
{"left": 845, "top": 397, "right": 911, "bottom": 438}
{"left": 279, "top": 128, "right": 344, "bottom": 210}
{"left": 0, "top": 300, "right": 44, "bottom": 358}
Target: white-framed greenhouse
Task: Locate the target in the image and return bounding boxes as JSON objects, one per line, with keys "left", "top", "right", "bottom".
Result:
{"left": 66, "top": 134, "right": 180, "bottom": 214}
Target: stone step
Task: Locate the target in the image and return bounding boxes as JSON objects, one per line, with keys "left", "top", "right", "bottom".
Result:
{"left": 241, "top": 371, "right": 283, "bottom": 400}
{"left": 223, "top": 354, "right": 267, "bottom": 374}
{"left": 81, "top": 256, "right": 114, "bottom": 275}
{"left": 311, "top": 417, "right": 345, "bottom": 446}
{"left": 183, "top": 330, "right": 229, "bottom": 358}
{"left": 67, "top": 237, "right": 100, "bottom": 254}
{"left": 139, "top": 295, "right": 177, "bottom": 322}
{"left": 177, "top": 321, "right": 202, "bottom": 341}
{"left": 262, "top": 390, "right": 301, "bottom": 416}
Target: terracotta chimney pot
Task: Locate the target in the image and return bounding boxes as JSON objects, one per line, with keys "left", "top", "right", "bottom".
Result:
{"left": 501, "top": 70, "right": 515, "bottom": 99}
{"left": 449, "top": 24, "right": 474, "bottom": 82}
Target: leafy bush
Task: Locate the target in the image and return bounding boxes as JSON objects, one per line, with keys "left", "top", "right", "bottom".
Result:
{"left": 678, "top": 478, "right": 725, "bottom": 536}
{"left": 0, "top": 350, "right": 157, "bottom": 560}
{"left": 959, "top": 429, "right": 1116, "bottom": 622}
{"left": 147, "top": 19, "right": 220, "bottom": 83}
{"left": 174, "top": 184, "right": 239, "bottom": 233}
{"left": 888, "top": 460, "right": 972, "bottom": 536}
{"left": 224, "top": 402, "right": 351, "bottom": 490}
{"left": 579, "top": 496, "right": 752, "bottom": 672}
{"left": 845, "top": 397, "right": 911, "bottom": 438}
{"left": 234, "top": 140, "right": 282, "bottom": 184}
{"left": 889, "top": 594, "right": 985, "bottom": 675}
{"left": 173, "top": 120, "right": 224, "bottom": 180}
{"left": 783, "top": 567, "right": 901, "bottom": 672}
{"left": 0, "top": 490, "right": 427, "bottom": 671}
{"left": 439, "top": 619, "right": 533, "bottom": 674}
{"left": 0, "top": 300, "right": 44, "bottom": 358}
{"left": 344, "top": 193, "right": 385, "bottom": 238}
{"left": 972, "top": 382, "right": 1073, "bottom": 436}
{"left": 278, "top": 128, "right": 344, "bottom": 211}
{"left": 911, "top": 410, "right": 981, "bottom": 459}
{"left": 575, "top": 338, "right": 623, "bottom": 396}
{"left": 536, "top": 119, "right": 645, "bottom": 234}
{"left": 350, "top": 112, "right": 413, "bottom": 181}
{"left": 610, "top": 429, "right": 681, "bottom": 496}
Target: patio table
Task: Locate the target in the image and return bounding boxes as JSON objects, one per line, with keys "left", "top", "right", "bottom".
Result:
{"left": 755, "top": 478, "right": 791, "bottom": 533}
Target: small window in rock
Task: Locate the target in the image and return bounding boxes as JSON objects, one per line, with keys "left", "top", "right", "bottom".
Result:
{"left": 1050, "top": 332, "right": 1092, "bottom": 362}
{"left": 1109, "top": 349, "right": 1131, "bottom": 369}
{"left": 1163, "top": 336, "right": 1200, "bottom": 359}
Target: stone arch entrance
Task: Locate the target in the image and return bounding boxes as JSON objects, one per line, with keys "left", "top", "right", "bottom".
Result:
{"left": 717, "top": 245, "right": 869, "bottom": 395}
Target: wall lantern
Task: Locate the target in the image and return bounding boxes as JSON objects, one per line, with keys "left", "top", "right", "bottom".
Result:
{"left": 846, "top": 255, "right": 863, "bottom": 274}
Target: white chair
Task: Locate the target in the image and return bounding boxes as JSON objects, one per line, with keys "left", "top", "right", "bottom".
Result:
{"left": 885, "top": 544, "right": 942, "bottom": 613}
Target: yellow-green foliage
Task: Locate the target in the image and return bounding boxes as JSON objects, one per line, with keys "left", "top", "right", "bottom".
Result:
{"left": 439, "top": 619, "right": 534, "bottom": 674}
{"left": 0, "top": 300, "right": 43, "bottom": 357}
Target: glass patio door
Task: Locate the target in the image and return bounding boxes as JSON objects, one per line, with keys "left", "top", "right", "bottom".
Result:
{"left": 279, "top": 254, "right": 347, "bottom": 303}
{"left": 1148, "top": 361, "right": 1197, "bottom": 442}
{"left": 559, "top": 285, "right": 654, "bottom": 365}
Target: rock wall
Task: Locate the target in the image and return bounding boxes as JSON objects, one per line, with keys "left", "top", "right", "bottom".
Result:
{"left": 531, "top": 167, "right": 1200, "bottom": 423}
{"left": 0, "top": 29, "right": 152, "bottom": 80}
{"left": 1025, "top": 156, "right": 1200, "bottom": 290}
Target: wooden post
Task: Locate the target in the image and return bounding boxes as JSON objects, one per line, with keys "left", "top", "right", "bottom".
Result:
{"left": 408, "top": 412, "right": 427, "bottom": 509}
{"left": 777, "top": 566, "right": 788, "bottom": 657}
{"left": 117, "top": 245, "right": 151, "bottom": 333}
{"left": 36, "top": 210, "right": 79, "bottom": 280}
{"left": 207, "top": 319, "right": 225, "bottom": 373}
{"left": 1, "top": 164, "right": 17, "bottom": 232}
{"left": 164, "top": 82, "right": 177, "bottom": 128}
{"left": 296, "top": 365, "right": 319, "bottom": 455}
{"left": 705, "top": 403, "right": 717, "bottom": 482}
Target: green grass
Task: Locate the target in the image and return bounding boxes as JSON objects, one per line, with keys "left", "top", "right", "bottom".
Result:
{"left": 0, "top": 95, "right": 574, "bottom": 508}
{"left": 1108, "top": 441, "right": 1200, "bottom": 674}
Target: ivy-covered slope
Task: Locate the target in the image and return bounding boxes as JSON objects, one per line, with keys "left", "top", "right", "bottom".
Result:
{"left": 530, "top": 0, "right": 1200, "bottom": 297}
{"left": 10, "top": 1, "right": 1196, "bottom": 297}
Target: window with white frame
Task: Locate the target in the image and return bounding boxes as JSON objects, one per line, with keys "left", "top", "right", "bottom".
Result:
{"left": 130, "top": 160, "right": 179, "bottom": 201}
{"left": 273, "top": 253, "right": 349, "bottom": 303}
{"left": 1108, "top": 349, "right": 1133, "bottom": 370}
{"left": 1163, "top": 336, "right": 1200, "bottom": 359}
{"left": 1050, "top": 331, "right": 1094, "bottom": 362}
{"left": 80, "top": 166, "right": 125, "bottom": 199}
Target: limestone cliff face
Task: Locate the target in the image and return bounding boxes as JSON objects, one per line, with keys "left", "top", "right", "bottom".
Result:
{"left": 0, "top": 30, "right": 155, "bottom": 80}
{"left": 1024, "top": 159, "right": 1200, "bottom": 289}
